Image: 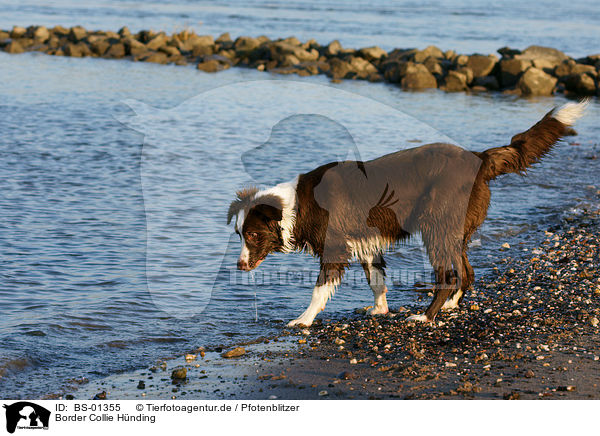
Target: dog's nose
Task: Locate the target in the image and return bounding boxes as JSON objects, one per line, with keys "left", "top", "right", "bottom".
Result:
{"left": 237, "top": 260, "right": 249, "bottom": 271}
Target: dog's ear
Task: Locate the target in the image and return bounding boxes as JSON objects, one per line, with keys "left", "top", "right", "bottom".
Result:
{"left": 226, "top": 199, "right": 242, "bottom": 225}
{"left": 226, "top": 187, "right": 259, "bottom": 224}
{"left": 253, "top": 203, "right": 283, "bottom": 222}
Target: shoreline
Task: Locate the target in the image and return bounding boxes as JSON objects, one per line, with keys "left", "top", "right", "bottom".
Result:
{"left": 54, "top": 208, "right": 600, "bottom": 400}
{"left": 1, "top": 25, "right": 599, "bottom": 98}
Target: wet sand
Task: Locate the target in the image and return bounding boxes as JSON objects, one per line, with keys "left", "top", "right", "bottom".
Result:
{"left": 59, "top": 209, "right": 599, "bottom": 400}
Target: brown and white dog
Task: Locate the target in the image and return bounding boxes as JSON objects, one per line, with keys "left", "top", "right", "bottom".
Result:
{"left": 227, "top": 101, "right": 587, "bottom": 327}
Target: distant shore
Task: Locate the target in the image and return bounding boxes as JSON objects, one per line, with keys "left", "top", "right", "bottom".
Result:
{"left": 54, "top": 208, "right": 600, "bottom": 400}
{"left": 2, "top": 25, "right": 599, "bottom": 98}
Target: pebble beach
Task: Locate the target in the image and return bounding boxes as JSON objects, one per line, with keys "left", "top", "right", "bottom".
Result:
{"left": 61, "top": 208, "right": 600, "bottom": 400}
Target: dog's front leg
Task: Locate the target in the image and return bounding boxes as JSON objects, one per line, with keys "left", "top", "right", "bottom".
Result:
{"left": 287, "top": 263, "right": 344, "bottom": 328}
{"left": 361, "top": 254, "right": 389, "bottom": 315}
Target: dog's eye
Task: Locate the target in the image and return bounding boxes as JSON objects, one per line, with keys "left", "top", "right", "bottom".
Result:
{"left": 246, "top": 232, "right": 259, "bottom": 241}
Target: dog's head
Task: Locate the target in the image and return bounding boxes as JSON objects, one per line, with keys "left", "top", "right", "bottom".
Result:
{"left": 227, "top": 187, "right": 287, "bottom": 271}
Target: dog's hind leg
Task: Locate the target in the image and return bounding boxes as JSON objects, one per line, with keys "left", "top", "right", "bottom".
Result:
{"left": 361, "top": 253, "right": 389, "bottom": 315}
{"left": 287, "top": 261, "right": 347, "bottom": 328}
{"left": 442, "top": 251, "right": 473, "bottom": 310}
{"left": 407, "top": 224, "right": 462, "bottom": 322}
{"left": 408, "top": 266, "right": 456, "bottom": 322}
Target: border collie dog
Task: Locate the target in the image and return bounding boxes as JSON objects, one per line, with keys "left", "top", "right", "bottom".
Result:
{"left": 228, "top": 101, "right": 587, "bottom": 327}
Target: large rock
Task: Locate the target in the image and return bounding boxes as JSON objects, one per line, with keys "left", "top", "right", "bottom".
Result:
{"left": 5, "top": 40, "right": 24, "bottom": 54}
{"left": 52, "top": 25, "right": 69, "bottom": 37}
{"left": 457, "top": 66, "right": 474, "bottom": 84}
{"left": 234, "top": 36, "right": 261, "bottom": 54}
{"left": 556, "top": 60, "right": 596, "bottom": 79}
{"left": 413, "top": 45, "right": 443, "bottom": 63}
{"left": 64, "top": 42, "right": 92, "bottom": 57}
{"left": 359, "top": 46, "right": 387, "bottom": 61}
{"left": 565, "top": 73, "right": 597, "bottom": 95}
{"left": 401, "top": 64, "right": 438, "bottom": 89}
{"left": 349, "top": 56, "right": 378, "bottom": 78}
{"left": 278, "top": 53, "right": 300, "bottom": 66}
{"left": 105, "top": 42, "right": 126, "bottom": 58}
{"left": 32, "top": 26, "right": 50, "bottom": 42}
{"left": 118, "top": 26, "right": 131, "bottom": 37}
{"left": 328, "top": 57, "right": 354, "bottom": 79}
{"left": 123, "top": 37, "right": 147, "bottom": 56}
{"left": 215, "top": 32, "right": 231, "bottom": 43}
{"left": 443, "top": 70, "right": 468, "bottom": 92}
{"left": 10, "top": 26, "right": 27, "bottom": 38}
{"left": 473, "top": 75, "right": 500, "bottom": 90}
{"left": 423, "top": 56, "right": 443, "bottom": 75}
{"left": 142, "top": 51, "right": 169, "bottom": 64}
{"left": 192, "top": 43, "right": 214, "bottom": 57}
{"left": 90, "top": 38, "right": 110, "bottom": 56}
{"left": 159, "top": 45, "right": 180, "bottom": 57}
{"left": 516, "top": 45, "right": 568, "bottom": 68}
{"left": 381, "top": 60, "right": 426, "bottom": 82}
{"left": 68, "top": 26, "right": 88, "bottom": 42}
{"left": 518, "top": 67, "right": 557, "bottom": 95}
{"left": 270, "top": 41, "right": 318, "bottom": 62}
{"left": 146, "top": 33, "right": 168, "bottom": 51}
{"left": 196, "top": 55, "right": 231, "bottom": 72}
{"left": 499, "top": 58, "right": 531, "bottom": 87}
{"left": 466, "top": 54, "right": 497, "bottom": 77}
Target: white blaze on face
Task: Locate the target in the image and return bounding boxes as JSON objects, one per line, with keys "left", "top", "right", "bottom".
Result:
{"left": 239, "top": 238, "right": 250, "bottom": 264}
{"left": 235, "top": 209, "right": 249, "bottom": 265}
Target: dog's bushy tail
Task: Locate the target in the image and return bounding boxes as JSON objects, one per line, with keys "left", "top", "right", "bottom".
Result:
{"left": 480, "top": 100, "right": 589, "bottom": 181}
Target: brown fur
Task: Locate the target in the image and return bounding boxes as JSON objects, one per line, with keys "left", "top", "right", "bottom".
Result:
{"left": 230, "top": 105, "right": 579, "bottom": 323}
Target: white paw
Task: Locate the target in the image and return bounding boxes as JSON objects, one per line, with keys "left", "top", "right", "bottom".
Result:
{"left": 368, "top": 306, "right": 389, "bottom": 316}
{"left": 287, "top": 317, "right": 314, "bottom": 328}
{"left": 406, "top": 313, "right": 430, "bottom": 323}
{"left": 441, "top": 300, "right": 459, "bottom": 311}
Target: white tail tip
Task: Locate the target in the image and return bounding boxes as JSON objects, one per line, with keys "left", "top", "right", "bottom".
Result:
{"left": 553, "top": 98, "right": 590, "bottom": 126}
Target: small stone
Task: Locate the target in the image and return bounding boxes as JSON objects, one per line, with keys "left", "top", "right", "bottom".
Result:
{"left": 557, "top": 385, "right": 576, "bottom": 392}
{"left": 268, "top": 395, "right": 278, "bottom": 400}
{"left": 93, "top": 391, "right": 107, "bottom": 400}
{"left": 185, "top": 354, "right": 197, "bottom": 362}
{"left": 171, "top": 367, "right": 187, "bottom": 380}
{"left": 221, "top": 346, "right": 245, "bottom": 358}
{"left": 501, "top": 242, "right": 511, "bottom": 249}
{"left": 137, "top": 380, "right": 145, "bottom": 389}
{"left": 470, "top": 304, "right": 480, "bottom": 311}
{"left": 318, "top": 390, "right": 328, "bottom": 396}
{"left": 349, "top": 358, "right": 357, "bottom": 365}
{"left": 525, "top": 369, "right": 535, "bottom": 378}
{"left": 337, "top": 371, "right": 356, "bottom": 380}
{"left": 334, "top": 338, "right": 345, "bottom": 345}
{"left": 590, "top": 317, "right": 599, "bottom": 327}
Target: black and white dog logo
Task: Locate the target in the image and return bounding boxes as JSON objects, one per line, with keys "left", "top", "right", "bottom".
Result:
{"left": 3, "top": 402, "right": 50, "bottom": 434}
